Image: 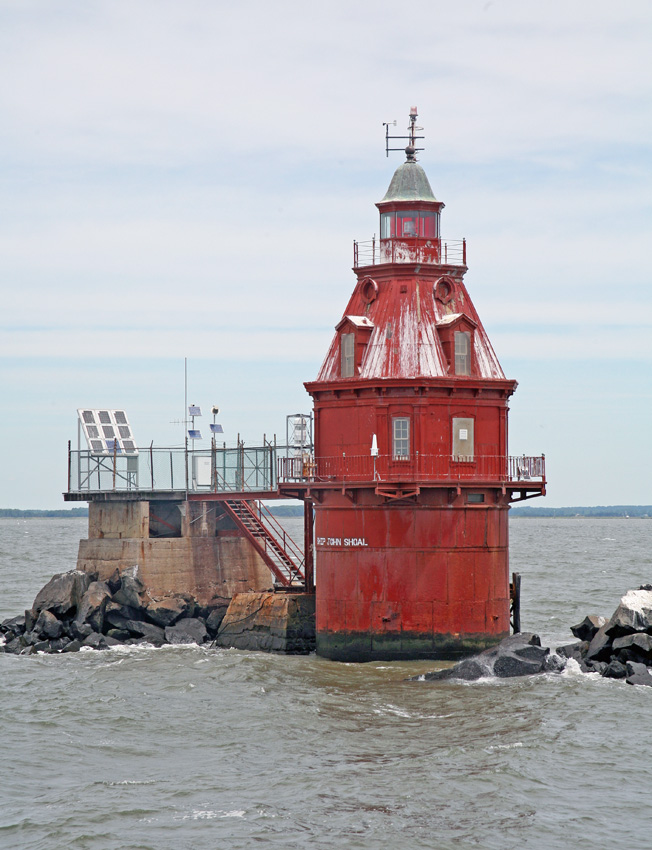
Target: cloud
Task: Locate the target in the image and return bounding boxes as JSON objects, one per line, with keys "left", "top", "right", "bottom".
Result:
{"left": 1, "top": 0, "right": 651, "bottom": 506}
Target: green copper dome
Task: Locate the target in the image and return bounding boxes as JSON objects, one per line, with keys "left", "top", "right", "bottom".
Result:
{"left": 380, "top": 161, "right": 437, "bottom": 203}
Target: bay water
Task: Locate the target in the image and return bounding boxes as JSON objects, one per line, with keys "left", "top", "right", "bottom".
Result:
{"left": 1, "top": 517, "right": 651, "bottom": 849}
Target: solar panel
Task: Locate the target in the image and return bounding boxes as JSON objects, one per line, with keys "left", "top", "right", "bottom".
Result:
{"left": 78, "top": 409, "right": 138, "bottom": 456}
{"left": 188, "top": 430, "right": 202, "bottom": 440}
{"left": 210, "top": 424, "right": 224, "bottom": 433}
{"left": 188, "top": 405, "right": 201, "bottom": 417}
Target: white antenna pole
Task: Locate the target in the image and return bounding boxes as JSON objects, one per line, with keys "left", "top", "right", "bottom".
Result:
{"left": 184, "top": 357, "right": 188, "bottom": 439}
{"left": 184, "top": 357, "right": 188, "bottom": 495}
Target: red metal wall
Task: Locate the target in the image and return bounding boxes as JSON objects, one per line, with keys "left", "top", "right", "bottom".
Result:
{"left": 313, "top": 492, "right": 510, "bottom": 660}
{"left": 313, "top": 386, "right": 508, "bottom": 461}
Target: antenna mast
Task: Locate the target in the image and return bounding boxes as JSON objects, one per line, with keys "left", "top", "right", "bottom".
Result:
{"left": 383, "top": 106, "right": 425, "bottom": 159}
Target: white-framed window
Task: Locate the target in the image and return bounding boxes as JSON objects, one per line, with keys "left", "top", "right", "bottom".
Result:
{"left": 454, "top": 331, "right": 471, "bottom": 376}
{"left": 452, "top": 417, "right": 474, "bottom": 461}
{"left": 341, "top": 333, "right": 355, "bottom": 378}
{"left": 392, "top": 417, "right": 410, "bottom": 460}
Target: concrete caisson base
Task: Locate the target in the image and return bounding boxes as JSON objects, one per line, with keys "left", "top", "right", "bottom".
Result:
{"left": 76, "top": 536, "right": 272, "bottom": 606}
{"left": 216, "top": 592, "right": 316, "bottom": 654}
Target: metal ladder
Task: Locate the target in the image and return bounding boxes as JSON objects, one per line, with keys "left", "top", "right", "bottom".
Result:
{"left": 223, "top": 499, "right": 305, "bottom": 587}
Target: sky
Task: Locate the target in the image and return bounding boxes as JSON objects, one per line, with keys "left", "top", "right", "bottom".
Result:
{"left": 1, "top": 0, "right": 651, "bottom": 509}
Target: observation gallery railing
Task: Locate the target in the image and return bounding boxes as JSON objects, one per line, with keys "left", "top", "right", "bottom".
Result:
{"left": 353, "top": 237, "right": 466, "bottom": 268}
{"left": 67, "top": 446, "right": 544, "bottom": 494}
{"left": 278, "top": 454, "right": 545, "bottom": 485}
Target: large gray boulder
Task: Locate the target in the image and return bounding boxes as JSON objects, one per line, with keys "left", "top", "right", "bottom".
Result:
{"left": 603, "top": 659, "right": 628, "bottom": 679}
{"left": 556, "top": 641, "right": 589, "bottom": 662}
{"left": 145, "top": 595, "right": 195, "bottom": 628}
{"left": 625, "top": 661, "right": 652, "bottom": 688}
{"left": 32, "top": 570, "right": 92, "bottom": 618}
{"left": 205, "top": 605, "right": 229, "bottom": 636}
{"left": 570, "top": 615, "right": 607, "bottom": 642}
{"left": 73, "top": 581, "right": 112, "bottom": 634}
{"left": 104, "top": 601, "right": 144, "bottom": 631}
{"left": 1, "top": 615, "right": 26, "bottom": 636}
{"left": 585, "top": 624, "right": 613, "bottom": 663}
{"left": 165, "top": 617, "right": 208, "bottom": 645}
{"left": 103, "top": 602, "right": 165, "bottom": 644}
{"left": 419, "top": 633, "right": 558, "bottom": 682}
{"left": 607, "top": 589, "right": 652, "bottom": 635}
{"left": 34, "top": 609, "right": 64, "bottom": 640}
{"left": 120, "top": 620, "right": 166, "bottom": 645}
{"left": 111, "top": 565, "right": 146, "bottom": 610}
{"left": 3, "top": 637, "right": 22, "bottom": 655}
{"left": 612, "top": 632, "right": 652, "bottom": 659}
{"left": 82, "top": 632, "right": 122, "bottom": 650}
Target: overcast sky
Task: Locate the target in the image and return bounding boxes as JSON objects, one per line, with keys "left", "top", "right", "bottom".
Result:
{"left": 1, "top": 0, "right": 651, "bottom": 508}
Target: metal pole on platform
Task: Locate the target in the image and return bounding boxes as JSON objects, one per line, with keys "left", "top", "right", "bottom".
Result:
{"left": 184, "top": 358, "right": 189, "bottom": 496}
{"left": 511, "top": 572, "right": 521, "bottom": 634}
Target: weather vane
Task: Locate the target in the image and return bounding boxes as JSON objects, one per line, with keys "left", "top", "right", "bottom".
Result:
{"left": 383, "top": 106, "right": 425, "bottom": 160}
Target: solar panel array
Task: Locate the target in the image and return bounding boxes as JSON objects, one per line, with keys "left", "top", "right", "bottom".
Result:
{"left": 78, "top": 409, "right": 138, "bottom": 456}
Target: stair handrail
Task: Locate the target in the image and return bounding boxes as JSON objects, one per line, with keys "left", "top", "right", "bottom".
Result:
{"left": 226, "top": 499, "right": 305, "bottom": 585}
{"left": 251, "top": 501, "right": 305, "bottom": 570}
{"left": 223, "top": 499, "right": 294, "bottom": 586}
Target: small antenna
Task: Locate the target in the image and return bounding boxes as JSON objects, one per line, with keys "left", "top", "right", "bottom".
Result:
{"left": 384, "top": 106, "right": 425, "bottom": 160}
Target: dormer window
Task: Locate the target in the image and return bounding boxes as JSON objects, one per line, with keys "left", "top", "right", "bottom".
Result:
{"left": 336, "top": 316, "right": 374, "bottom": 379}
{"left": 436, "top": 313, "right": 477, "bottom": 377}
{"left": 341, "top": 333, "right": 354, "bottom": 378}
{"left": 454, "top": 331, "right": 471, "bottom": 376}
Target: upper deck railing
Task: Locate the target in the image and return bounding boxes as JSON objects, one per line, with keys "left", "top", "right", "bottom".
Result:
{"left": 67, "top": 445, "right": 544, "bottom": 495}
{"left": 354, "top": 237, "right": 466, "bottom": 269}
{"left": 278, "top": 454, "right": 545, "bottom": 486}
{"left": 68, "top": 444, "right": 292, "bottom": 495}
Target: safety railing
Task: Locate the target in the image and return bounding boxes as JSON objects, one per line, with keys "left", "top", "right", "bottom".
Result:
{"left": 278, "top": 454, "right": 545, "bottom": 485}
{"left": 353, "top": 237, "right": 466, "bottom": 268}
{"left": 250, "top": 501, "right": 306, "bottom": 575}
{"left": 68, "top": 444, "right": 299, "bottom": 494}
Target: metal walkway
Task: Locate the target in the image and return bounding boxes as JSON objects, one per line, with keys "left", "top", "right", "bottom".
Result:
{"left": 223, "top": 499, "right": 305, "bottom": 588}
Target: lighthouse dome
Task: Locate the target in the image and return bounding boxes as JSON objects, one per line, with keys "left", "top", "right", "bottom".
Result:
{"left": 380, "top": 160, "right": 437, "bottom": 203}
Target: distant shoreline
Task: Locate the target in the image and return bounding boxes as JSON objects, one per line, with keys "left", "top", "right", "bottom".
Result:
{"left": 1, "top": 505, "right": 651, "bottom": 519}
{"left": 0, "top": 508, "right": 89, "bottom": 518}
{"left": 510, "top": 506, "right": 651, "bottom": 518}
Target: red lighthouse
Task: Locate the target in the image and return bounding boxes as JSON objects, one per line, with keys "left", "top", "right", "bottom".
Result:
{"left": 301, "top": 109, "right": 545, "bottom": 661}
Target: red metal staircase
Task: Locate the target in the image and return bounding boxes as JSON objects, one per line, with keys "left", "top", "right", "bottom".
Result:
{"left": 223, "top": 499, "right": 305, "bottom": 587}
